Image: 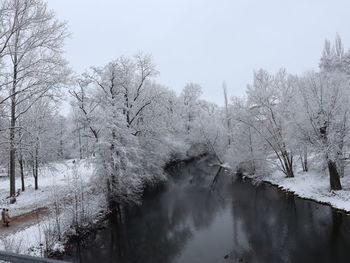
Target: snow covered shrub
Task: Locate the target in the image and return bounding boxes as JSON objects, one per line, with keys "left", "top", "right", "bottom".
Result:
{"left": 1, "top": 236, "right": 23, "bottom": 254}
{"left": 42, "top": 220, "right": 59, "bottom": 255}
{"left": 66, "top": 165, "right": 92, "bottom": 232}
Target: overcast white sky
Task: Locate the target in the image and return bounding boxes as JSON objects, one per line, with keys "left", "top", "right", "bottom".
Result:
{"left": 48, "top": 0, "right": 350, "bottom": 105}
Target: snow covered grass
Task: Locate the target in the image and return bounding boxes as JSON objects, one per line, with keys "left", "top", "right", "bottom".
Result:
{"left": 0, "top": 158, "right": 99, "bottom": 256}
{"left": 0, "top": 159, "right": 94, "bottom": 217}
{"left": 0, "top": 218, "right": 52, "bottom": 255}
{"left": 255, "top": 168, "right": 350, "bottom": 213}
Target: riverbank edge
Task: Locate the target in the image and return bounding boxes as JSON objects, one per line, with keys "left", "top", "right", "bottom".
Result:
{"left": 242, "top": 173, "right": 350, "bottom": 215}
{"left": 54, "top": 151, "right": 210, "bottom": 260}
{"left": 46, "top": 207, "right": 112, "bottom": 259}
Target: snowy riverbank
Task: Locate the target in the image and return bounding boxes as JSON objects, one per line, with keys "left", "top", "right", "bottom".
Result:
{"left": 0, "top": 158, "right": 102, "bottom": 256}
{"left": 247, "top": 169, "right": 350, "bottom": 213}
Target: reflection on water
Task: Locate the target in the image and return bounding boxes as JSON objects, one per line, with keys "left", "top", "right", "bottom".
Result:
{"left": 66, "top": 157, "right": 350, "bottom": 263}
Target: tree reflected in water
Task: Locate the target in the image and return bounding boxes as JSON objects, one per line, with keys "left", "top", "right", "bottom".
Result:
{"left": 66, "top": 159, "right": 350, "bottom": 263}
{"left": 230, "top": 179, "right": 350, "bottom": 263}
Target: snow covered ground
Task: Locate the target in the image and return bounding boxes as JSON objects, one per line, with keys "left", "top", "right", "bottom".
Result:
{"left": 0, "top": 159, "right": 94, "bottom": 217}
{"left": 254, "top": 168, "right": 350, "bottom": 213}
{"left": 0, "top": 158, "right": 96, "bottom": 255}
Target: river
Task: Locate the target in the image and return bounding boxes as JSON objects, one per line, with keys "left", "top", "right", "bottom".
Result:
{"left": 65, "top": 156, "right": 350, "bottom": 263}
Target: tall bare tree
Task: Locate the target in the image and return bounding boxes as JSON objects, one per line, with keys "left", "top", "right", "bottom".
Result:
{"left": 223, "top": 81, "right": 231, "bottom": 146}
{"left": 0, "top": 0, "right": 69, "bottom": 201}
{"left": 297, "top": 72, "right": 349, "bottom": 190}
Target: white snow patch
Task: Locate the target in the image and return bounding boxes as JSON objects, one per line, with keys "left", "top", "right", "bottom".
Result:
{"left": 0, "top": 159, "right": 95, "bottom": 217}
{"left": 258, "top": 169, "right": 350, "bottom": 212}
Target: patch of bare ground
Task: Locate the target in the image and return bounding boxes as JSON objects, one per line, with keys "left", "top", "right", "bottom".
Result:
{"left": 0, "top": 208, "right": 50, "bottom": 237}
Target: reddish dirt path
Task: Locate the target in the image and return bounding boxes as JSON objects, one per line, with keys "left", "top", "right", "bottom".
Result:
{"left": 0, "top": 208, "right": 50, "bottom": 237}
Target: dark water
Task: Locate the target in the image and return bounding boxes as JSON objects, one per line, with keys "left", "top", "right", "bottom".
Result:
{"left": 66, "top": 157, "right": 350, "bottom": 263}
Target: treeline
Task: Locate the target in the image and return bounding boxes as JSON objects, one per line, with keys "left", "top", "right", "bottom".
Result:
{"left": 221, "top": 34, "right": 350, "bottom": 191}
{"left": 68, "top": 56, "right": 223, "bottom": 205}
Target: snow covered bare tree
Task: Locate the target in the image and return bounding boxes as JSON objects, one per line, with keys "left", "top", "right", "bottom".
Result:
{"left": 0, "top": 0, "right": 70, "bottom": 200}
{"left": 297, "top": 72, "right": 350, "bottom": 190}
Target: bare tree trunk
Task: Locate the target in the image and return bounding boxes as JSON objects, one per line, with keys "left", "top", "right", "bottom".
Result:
{"left": 223, "top": 83, "right": 231, "bottom": 146}
{"left": 108, "top": 87, "right": 118, "bottom": 203}
{"left": 33, "top": 165, "right": 38, "bottom": 190}
{"left": 17, "top": 120, "right": 25, "bottom": 192}
{"left": 282, "top": 150, "right": 294, "bottom": 178}
{"left": 32, "top": 138, "right": 39, "bottom": 190}
{"left": 78, "top": 127, "right": 83, "bottom": 159}
{"left": 35, "top": 142, "right": 39, "bottom": 190}
{"left": 300, "top": 145, "right": 308, "bottom": 172}
{"left": 336, "top": 114, "right": 346, "bottom": 177}
{"left": 248, "top": 127, "right": 255, "bottom": 174}
{"left": 303, "top": 146, "right": 308, "bottom": 172}
{"left": 285, "top": 164, "right": 294, "bottom": 178}
{"left": 9, "top": 22, "right": 20, "bottom": 201}
{"left": 336, "top": 149, "right": 345, "bottom": 177}
{"left": 19, "top": 155, "right": 25, "bottom": 191}
{"left": 9, "top": 64, "right": 17, "bottom": 200}
{"left": 328, "top": 160, "right": 342, "bottom": 190}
